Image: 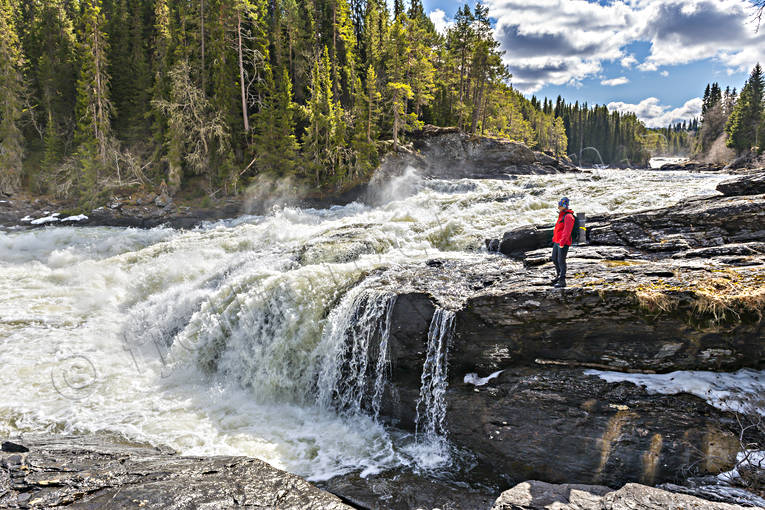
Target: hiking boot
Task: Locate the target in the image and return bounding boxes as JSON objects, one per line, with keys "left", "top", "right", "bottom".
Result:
{"left": 554, "top": 279, "right": 566, "bottom": 288}
{"left": 550, "top": 276, "right": 560, "bottom": 285}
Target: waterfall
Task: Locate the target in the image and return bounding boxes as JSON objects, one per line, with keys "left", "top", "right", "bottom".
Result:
{"left": 2, "top": 169, "right": 738, "bottom": 479}
{"left": 415, "top": 308, "right": 455, "bottom": 441}
{"left": 316, "top": 284, "right": 397, "bottom": 419}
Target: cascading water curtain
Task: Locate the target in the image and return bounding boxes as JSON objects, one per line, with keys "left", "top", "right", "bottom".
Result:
{"left": 316, "top": 287, "right": 397, "bottom": 419}
{"left": 415, "top": 308, "right": 456, "bottom": 442}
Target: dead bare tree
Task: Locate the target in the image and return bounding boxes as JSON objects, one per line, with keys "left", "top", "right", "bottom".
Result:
{"left": 152, "top": 60, "right": 230, "bottom": 191}
{"left": 755, "top": 0, "right": 765, "bottom": 31}
{"left": 237, "top": 8, "right": 249, "bottom": 133}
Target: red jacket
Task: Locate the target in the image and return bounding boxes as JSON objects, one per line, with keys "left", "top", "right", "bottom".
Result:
{"left": 552, "top": 209, "right": 575, "bottom": 246}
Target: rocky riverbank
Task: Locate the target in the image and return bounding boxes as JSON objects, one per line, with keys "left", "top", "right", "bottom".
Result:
{"left": 659, "top": 151, "right": 765, "bottom": 173}
{"left": 0, "top": 127, "right": 579, "bottom": 231}
{"left": 5, "top": 435, "right": 762, "bottom": 509}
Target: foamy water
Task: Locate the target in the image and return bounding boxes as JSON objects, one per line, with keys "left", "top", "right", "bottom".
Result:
{"left": 0, "top": 168, "right": 741, "bottom": 480}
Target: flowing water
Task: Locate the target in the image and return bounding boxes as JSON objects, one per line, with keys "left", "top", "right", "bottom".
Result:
{"left": 0, "top": 169, "right": 735, "bottom": 481}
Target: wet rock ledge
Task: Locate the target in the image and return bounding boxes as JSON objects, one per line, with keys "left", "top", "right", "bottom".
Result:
{"left": 0, "top": 436, "right": 352, "bottom": 509}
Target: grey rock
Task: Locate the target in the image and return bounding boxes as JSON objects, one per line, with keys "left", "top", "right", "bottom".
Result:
{"left": 319, "top": 470, "right": 497, "bottom": 510}
{"left": 660, "top": 481, "right": 765, "bottom": 507}
{"left": 724, "top": 152, "right": 765, "bottom": 172}
{"left": 672, "top": 242, "right": 765, "bottom": 259}
{"left": 1, "top": 441, "right": 28, "bottom": 453}
{"left": 498, "top": 225, "right": 553, "bottom": 256}
{"left": 659, "top": 161, "right": 727, "bottom": 172}
{"left": 0, "top": 435, "right": 352, "bottom": 509}
{"left": 602, "top": 483, "right": 751, "bottom": 509}
{"left": 393, "top": 365, "right": 745, "bottom": 488}
{"left": 491, "top": 481, "right": 613, "bottom": 510}
{"left": 535, "top": 151, "right": 578, "bottom": 173}
{"left": 492, "top": 481, "right": 753, "bottom": 509}
{"left": 379, "top": 125, "right": 579, "bottom": 180}
{"left": 717, "top": 172, "right": 765, "bottom": 196}
{"left": 154, "top": 191, "right": 173, "bottom": 207}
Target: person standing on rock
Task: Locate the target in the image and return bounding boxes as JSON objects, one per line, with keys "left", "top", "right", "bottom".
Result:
{"left": 551, "top": 197, "right": 575, "bottom": 288}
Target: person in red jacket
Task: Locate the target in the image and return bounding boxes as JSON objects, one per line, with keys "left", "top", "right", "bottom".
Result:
{"left": 551, "top": 197, "right": 575, "bottom": 288}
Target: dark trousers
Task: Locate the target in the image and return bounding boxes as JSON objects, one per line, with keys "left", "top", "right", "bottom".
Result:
{"left": 552, "top": 243, "right": 569, "bottom": 280}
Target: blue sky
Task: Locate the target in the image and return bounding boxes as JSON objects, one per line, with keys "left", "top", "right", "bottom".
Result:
{"left": 409, "top": 0, "right": 764, "bottom": 127}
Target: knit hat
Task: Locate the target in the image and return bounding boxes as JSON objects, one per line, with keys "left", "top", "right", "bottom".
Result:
{"left": 558, "top": 197, "right": 570, "bottom": 208}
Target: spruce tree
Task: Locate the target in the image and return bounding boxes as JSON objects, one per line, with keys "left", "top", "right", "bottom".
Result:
{"left": 304, "top": 47, "right": 336, "bottom": 184}
{"left": 74, "top": 0, "right": 113, "bottom": 172}
{"left": 408, "top": 0, "right": 425, "bottom": 21}
{"left": 726, "top": 63, "right": 764, "bottom": 154}
{"left": 0, "top": 0, "right": 25, "bottom": 195}
{"left": 361, "top": 0, "right": 387, "bottom": 81}
{"left": 364, "top": 65, "right": 381, "bottom": 143}
{"left": 150, "top": 0, "right": 172, "bottom": 181}
{"left": 253, "top": 66, "right": 300, "bottom": 176}
{"left": 31, "top": 0, "right": 77, "bottom": 173}
{"left": 393, "top": 0, "right": 405, "bottom": 18}
{"left": 349, "top": 74, "right": 378, "bottom": 178}
{"left": 329, "top": 0, "right": 358, "bottom": 107}
{"left": 406, "top": 16, "right": 435, "bottom": 118}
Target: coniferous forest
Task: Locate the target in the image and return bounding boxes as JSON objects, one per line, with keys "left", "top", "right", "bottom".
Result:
{"left": 0, "top": 0, "right": 761, "bottom": 204}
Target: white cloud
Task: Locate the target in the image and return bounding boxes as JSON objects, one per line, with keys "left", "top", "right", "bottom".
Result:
{"left": 429, "top": 9, "right": 453, "bottom": 35}
{"left": 660, "top": 70, "right": 669, "bottom": 77}
{"left": 621, "top": 55, "right": 638, "bottom": 68}
{"left": 607, "top": 97, "right": 703, "bottom": 128}
{"left": 485, "top": 0, "right": 765, "bottom": 92}
{"left": 601, "top": 76, "right": 629, "bottom": 86}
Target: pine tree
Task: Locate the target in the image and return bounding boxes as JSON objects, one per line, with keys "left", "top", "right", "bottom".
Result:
{"left": 30, "top": 0, "right": 78, "bottom": 172}
{"left": 393, "top": 0, "right": 405, "bottom": 18}
{"left": 364, "top": 65, "right": 381, "bottom": 143}
{"left": 331, "top": 0, "right": 358, "bottom": 107}
{"left": 253, "top": 66, "right": 300, "bottom": 176}
{"left": 0, "top": 0, "right": 25, "bottom": 194}
{"left": 726, "top": 63, "right": 764, "bottom": 154}
{"left": 107, "top": 0, "right": 152, "bottom": 140}
{"left": 348, "top": 70, "right": 379, "bottom": 179}
{"left": 384, "top": 13, "right": 421, "bottom": 148}
{"left": 303, "top": 47, "right": 336, "bottom": 184}
{"left": 407, "top": 0, "right": 434, "bottom": 30}
{"left": 150, "top": 0, "right": 172, "bottom": 181}
{"left": 281, "top": 0, "right": 301, "bottom": 81}
{"left": 74, "top": 0, "right": 113, "bottom": 171}
{"left": 450, "top": 4, "right": 475, "bottom": 130}
{"left": 406, "top": 16, "right": 435, "bottom": 118}
{"left": 361, "top": 0, "right": 387, "bottom": 80}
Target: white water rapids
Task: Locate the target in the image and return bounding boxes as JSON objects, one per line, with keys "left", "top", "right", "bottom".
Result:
{"left": 0, "top": 169, "right": 737, "bottom": 481}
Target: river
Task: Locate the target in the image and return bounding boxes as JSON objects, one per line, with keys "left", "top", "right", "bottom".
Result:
{"left": 0, "top": 168, "right": 733, "bottom": 483}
